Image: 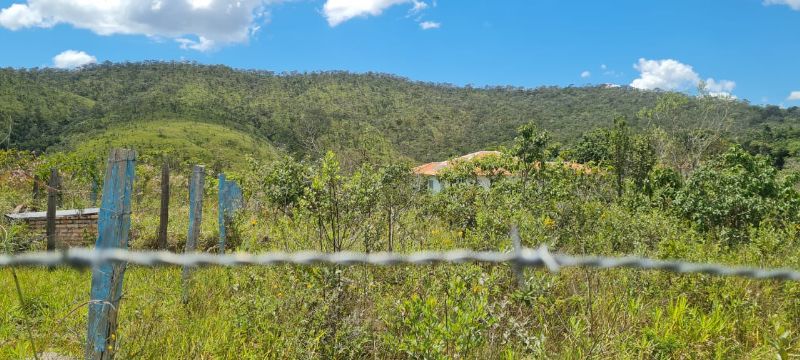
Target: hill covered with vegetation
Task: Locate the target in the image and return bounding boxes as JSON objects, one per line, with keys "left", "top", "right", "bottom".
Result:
{"left": 2, "top": 62, "right": 799, "bottom": 163}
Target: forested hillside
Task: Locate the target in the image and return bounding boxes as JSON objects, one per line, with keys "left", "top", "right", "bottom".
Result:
{"left": 2, "top": 62, "right": 799, "bottom": 162}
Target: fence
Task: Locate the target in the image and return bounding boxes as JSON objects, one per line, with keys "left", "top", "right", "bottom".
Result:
{"left": 5, "top": 148, "right": 800, "bottom": 359}
{"left": 4, "top": 246, "right": 800, "bottom": 281}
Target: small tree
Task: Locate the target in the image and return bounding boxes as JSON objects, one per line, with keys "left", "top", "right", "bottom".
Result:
{"left": 377, "top": 163, "right": 414, "bottom": 251}
{"left": 262, "top": 155, "right": 310, "bottom": 216}
{"left": 304, "top": 151, "right": 379, "bottom": 252}
{"left": 511, "top": 122, "right": 551, "bottom": 183}
{"left": 610, "top": 117, "right": 631, "bottom": 197}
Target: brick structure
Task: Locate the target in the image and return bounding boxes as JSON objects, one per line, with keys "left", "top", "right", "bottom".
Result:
{"left": 6, "top": 208, "right": 99, "bottom": 247}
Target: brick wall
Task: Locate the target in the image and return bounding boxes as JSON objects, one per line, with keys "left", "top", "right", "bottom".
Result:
{"left": 26, "top": 213, "right": 98, "bottom": 247}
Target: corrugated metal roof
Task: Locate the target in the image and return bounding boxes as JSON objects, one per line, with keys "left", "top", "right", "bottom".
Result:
{"left": 5, "top": 208, "right": 100, "bottom": 220}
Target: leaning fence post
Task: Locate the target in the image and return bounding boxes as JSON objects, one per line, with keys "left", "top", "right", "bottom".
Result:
{"left": 156, "top": 162, "right": 170, "bottom": 250}
{"left": 217, "top": 173, "right": 243, "bottom": 254}
{"left": 46, "top": 168, "right": 59, "bottom": 251}
{"left": 182, "top": 165, "right": 205, "bottom": 304}
{"left": 86, "top": 149, "right": 136, "bottom": 359}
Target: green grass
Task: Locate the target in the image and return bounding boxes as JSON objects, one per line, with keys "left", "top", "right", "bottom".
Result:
{"left": 68, "top": 120, "right": 279, "bottom": 171}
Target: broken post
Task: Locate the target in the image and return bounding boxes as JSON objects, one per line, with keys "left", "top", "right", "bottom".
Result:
{"left": 86, "top": 149, "right": 136, "bottom": 359}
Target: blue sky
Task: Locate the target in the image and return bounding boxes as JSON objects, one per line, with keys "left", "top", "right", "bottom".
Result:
{"left": 0, "top": 0, "right": 798, "bottom": 105}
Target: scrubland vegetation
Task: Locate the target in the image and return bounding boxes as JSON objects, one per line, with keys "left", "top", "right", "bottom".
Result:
{"left": 2, "top": 63, "right": 800, "bottom": 358}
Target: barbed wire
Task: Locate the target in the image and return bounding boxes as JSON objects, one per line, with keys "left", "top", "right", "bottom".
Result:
{"left": 2, "top": 247, "right": 800, "bottom": 281}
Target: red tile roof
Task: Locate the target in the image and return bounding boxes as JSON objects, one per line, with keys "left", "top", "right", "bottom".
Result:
{"left": 413, "top": 151, "right": 502, "bottom": 176}
{"left": 413, "top": 151, "right": 593, "bottom": 176}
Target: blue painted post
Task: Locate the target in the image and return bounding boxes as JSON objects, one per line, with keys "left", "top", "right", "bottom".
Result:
{"left": 182, "top": 165, "right": 205, "bottom": 304}
{"left": 217, "top": 173, "right": 243, "bottom": 254}
{"left": 86, "top": 149, "right": 136, "bottom": 359}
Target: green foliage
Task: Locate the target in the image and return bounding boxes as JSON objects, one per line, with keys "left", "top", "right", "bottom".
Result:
{"left": 674, "top": 146, "right": 800, "bottom": 240}
{"left": 304, "top": 152, "right": 380, "bottom": 251}
{"left": 385, "top": 272, "right": 493, "bottom": 359}
{"left": 511, "top": 122, "right": 551, "bottom": 166}
{"left": 69, "top": 120, "right": 277, "bottom": 171}
{"left": 573, "top": 128, "right": 612, "bottom": 165}
{"left": 641, "top": 296, "right": 734, "bottom": 359}
{"left": 260, "top": 155, "right": 310, "bottom": 215}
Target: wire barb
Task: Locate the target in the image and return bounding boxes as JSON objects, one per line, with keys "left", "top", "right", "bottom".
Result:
{"left": 2, "top": 247, "right": 800, "bottom": 281}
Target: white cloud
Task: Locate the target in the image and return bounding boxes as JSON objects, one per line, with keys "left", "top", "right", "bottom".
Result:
{"left": 176, "top": 36, "right": 216, "bottom": 51}
{"left": 630, "top": 58, "right": 736, "bottom": 97}
{"left": 703, "top": 78, "right": 737, "bottom": 98}
{"left": 789, "top": 91, "right": 800, "bottom": 101}
{"left": 764, "top": 0, "right": 800, "bottom": 10}
{"left": 52, "top": 50, "right": 96, "bottom": 69}
{"left": 630, "top": 58, "right": 700, "bottom": 91}
{"left": 410, "top": 0, "right": 428, "bottom": 13}
{"left": 0, "top": 3, "right": 44, "bottom": 30}
{"left": 580, "top": 70, "right": 591, "bottom": 78}
{"left": 419, "top": 20, "right": 439, "bottom": 30}
{"left": 323, "top": 0, "right": 428, "bottom": 26}
{"left": 600, "top": 64, "right": 607, "bottom": 70}
{"left": 0, "top": 0, "right": 270, "bottom": 51}
{"left": 704, "top": 78, "right": 735, "bottom": 93}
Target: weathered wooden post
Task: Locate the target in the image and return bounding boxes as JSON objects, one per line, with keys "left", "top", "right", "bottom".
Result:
{"left": 182, "top": 165, "right": 205, "bottom": 304}
{"left": 156, "top": 163, "right": 170, "bottom": 250}
{"left": 32, "top": 174, "right": 40, "bottom": 200}
{"left": 217, "top": 173, "right": 243, "bottom": 254}
{"left": 46, "top": 168, "right": 59, "bottom": 251}
{"left": 86, "top": 149, "right": 136, "bottom": 359}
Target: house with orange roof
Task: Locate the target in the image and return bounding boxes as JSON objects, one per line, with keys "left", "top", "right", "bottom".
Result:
{"left": 412, "top": 151, "right": 503, "bottom": 193}
{"left": 413, "top": 150, "right": 593, "bottom": 193}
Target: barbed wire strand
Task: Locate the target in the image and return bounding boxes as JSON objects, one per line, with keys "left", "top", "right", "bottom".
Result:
{"left": 2, "top": 247, "right": 800, "bottom": 281}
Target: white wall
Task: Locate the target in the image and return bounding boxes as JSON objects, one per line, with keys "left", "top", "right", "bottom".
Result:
{"left": 428, "top": 177, "right": 443, "bottom": 194}
{"left": 477, "top": 176, "right": 491, "bottom": 190}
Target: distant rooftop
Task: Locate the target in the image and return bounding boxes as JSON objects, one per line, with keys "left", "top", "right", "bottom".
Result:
{"left": 412, "top": 150, "right": 593, "bottom": 176}
{"left": 413, "top": 151, "right": 502, "bottom": 176}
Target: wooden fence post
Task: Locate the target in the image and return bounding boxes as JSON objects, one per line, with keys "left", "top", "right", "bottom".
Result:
{"left": 86, "top": 149, "right": 136, "bottom": 359}
{"left": 156, "top": 163, "right": 170, "bottom": 250}
{"left": 217, "top": 173, "right": 243, "bottom": 254}
{"left": 46, "top": 168, "right": 59, "bottom": 251}
{"left": 32, "top": 174, "right": 40, "bottom": 200}
{"left": 182, "top": 165, "right": 205, "bottom": 304}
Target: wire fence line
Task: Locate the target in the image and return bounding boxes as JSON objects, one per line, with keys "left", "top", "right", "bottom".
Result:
{"left": 2, "top": 246, "right": 800, "bottom": 281}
